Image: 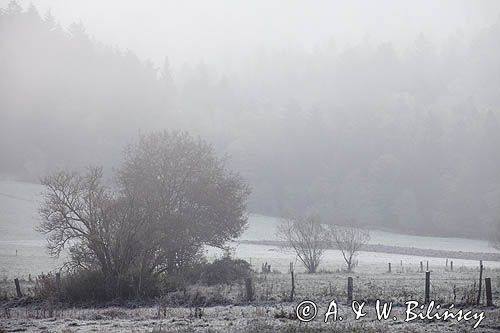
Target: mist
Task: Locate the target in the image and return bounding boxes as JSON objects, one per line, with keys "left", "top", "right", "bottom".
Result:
{"left": 4, "top": 0, "right": 500, "bottom": 69}
{"left": 1, "top": 0, "right": 500, "bottom": 239}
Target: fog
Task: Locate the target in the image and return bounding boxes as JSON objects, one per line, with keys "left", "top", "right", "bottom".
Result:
{"left": 1, "top": 0, "right": 500, "bottom": 239}
{"left": 4, "top": 0, "right": 500, "bottom": 68}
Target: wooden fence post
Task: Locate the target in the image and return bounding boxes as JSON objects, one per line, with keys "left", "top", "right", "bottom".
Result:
{"left": 446, "top": 259, "right": 448, "bottom": 270}
{"left": 14, "top": 278, "right": 22, "bottom": 298}
{"left": 244, "top": 277, "right": 254, "bottom": 301}
{"left": 56, "top": 272, "right": 61, "bottom": 295}
{"left": 347, "top": 277, "right": 353, "bottom": 303}
{"left": 450, "top": 261, "right": 453, "bottom": 271}
{"left": 388, "top": 263, "right": 391, "bottom": 273}
{"left": 477, "top": 260, "right": 483, "bottom": 305}
{"left": 426, "top": 261, "right": 429, "bottom": 271}
{"left": 425, "top": 271, "right": 430, "bottom": 303}
{"left": 420, "top": 261, "right": 423, "bottom": 272}
{"left": 485, "top": 277, "right": 493, "bottom": 306}
{"left": 290, "top": 262, "right": 295, "bottom": 302}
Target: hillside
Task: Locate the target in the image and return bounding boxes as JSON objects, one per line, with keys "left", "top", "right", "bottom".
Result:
{"left": 2, "top": 180, "right": 498, "bottom": 254}
{"left": 0, "top": 180, "right": 44, "bottom": 241}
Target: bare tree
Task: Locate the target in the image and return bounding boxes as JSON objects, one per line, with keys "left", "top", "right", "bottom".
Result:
{"left": 277, "top": 214, "right": 326, "bottom": 273}
{"left": 328, "top": 225, "right": 370, "bottom": 272}
{"left": 37, "top": 167, "right": 143, "bottom": 296}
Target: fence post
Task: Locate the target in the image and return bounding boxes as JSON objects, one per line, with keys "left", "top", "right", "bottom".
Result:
{"left": 477, "top": 260, "right": 483, "bottom": 305}
{"left": 244, "top": 277, "right": 254, "bottom": 301}
{"left": 56, "top": 272, "right": 61, "bottom": 295}
{"left": 290, "top": 262, "right": 295, "bottom": 302}
{"left": 388, "top": 263, "right": 391, "bottom": 273}
{"left": 420, "top": 261, "right": 423, "bottom": 272}
{"left": 14, "top": 278, "right": 22, "bottom": 298}
{"left": 426, "top": 261, "right": 429, "bottom": 271}
{"left": 347, "top": 277, "right": 353, "bottom": 303}
{"left": 446, "top": 259, "right": 448, "bottom": 270}
{"left": 450, "top": 261, "right": 453, "bottom": 271}
{"left": 425, "top": 271, "right": 430, "bottom": 303}
{"left": 485, "top": 277, "right": 493, "bottom": 306}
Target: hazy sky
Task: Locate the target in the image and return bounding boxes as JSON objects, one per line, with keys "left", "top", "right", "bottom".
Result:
{"left": 3, "top": 0, "right": 500, "bottom": 71}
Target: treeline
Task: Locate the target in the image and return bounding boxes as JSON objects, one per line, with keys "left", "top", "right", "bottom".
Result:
{"left": 0, "top": 2, "right": 173, "bottom": 175}
{"left": 1, "top": 2, "right": 500, "bottom": 238}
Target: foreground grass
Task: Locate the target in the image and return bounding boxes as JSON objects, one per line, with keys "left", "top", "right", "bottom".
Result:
{"left": 1, "top": 267, "right": 500, "bottom": 332}
{"left": 1, "top": 303, "right": 500, "bottom": 332}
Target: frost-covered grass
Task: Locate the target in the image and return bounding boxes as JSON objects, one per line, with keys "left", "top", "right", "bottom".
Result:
{"left": 2, "top": 180, "right": 499, "bottom": 252}
{"left": 1, "top": 180, "right": 500, "bottom": 282}
{"left": 3, "top": 305, "right": 499, "bottom": 332}
{"left": 207, "top": 242, "right": 500, "bottom": 276}
{"left": 0, "top": 180, "right": 44, "bottom": 241}
{"left": 2, "top": 181, "right": 500, "bottom": 332}
{"left": 1, "top": 267, "right": 500, "bottom": 332}
{"left": 0, "top": 240, "right": 64, "bottom": 281}
{"left": 3, "top": 238, "right": 498, "bottom": 283}
{"left": 242, "top": 214, "right": 500, "bottom": 253}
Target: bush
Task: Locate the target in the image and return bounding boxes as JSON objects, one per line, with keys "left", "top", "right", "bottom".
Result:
{"left": 63, "top": 270, "right": 111, "bottom": 303}
{"left": 199, "top": 257, "right": 253, "bottom": 286}
{"left": 34, "top": 270, "right": 127, "bottom": 304}
{"left": 159, "top": 273, "right": 189, "bottom": 293}
{"left": 159, "top": 256, "right": 253, "bottom": 289}
{"left": 33, "top": 273, "right": 59, "bottom": 300}
{"left": 33, "top": 257, "right": 253, "bottom": 304}
{"left": 45, "top": 271, "right": 107, "bottom": 303}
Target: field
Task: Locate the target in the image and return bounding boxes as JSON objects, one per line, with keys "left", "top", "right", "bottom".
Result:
{"left": 2, "top": 266, "right": 500, "bottom": 332}
{"left": 1, "top": 180, "right": 500, "bottom": 332}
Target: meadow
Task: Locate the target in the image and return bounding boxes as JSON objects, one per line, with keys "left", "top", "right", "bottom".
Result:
{"left": 1, "top": 265, "right": 500, "bottom": 332}
{"left": 1, "top": 180, "right": 500, "bottom": 332}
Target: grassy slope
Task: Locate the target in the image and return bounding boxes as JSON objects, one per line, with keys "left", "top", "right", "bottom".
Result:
{"left": 1, "top": 180, "right": 498, "bottom": 253}
{"left": 0, "top": 180, "right": 44, "bottom": 241}
{"left": 1, "top": 180, "right": 499, "bottom": 281}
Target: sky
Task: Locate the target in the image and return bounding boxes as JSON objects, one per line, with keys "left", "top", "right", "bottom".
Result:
{"left": 3, "top": 0, "right": 500, "bottom": 71}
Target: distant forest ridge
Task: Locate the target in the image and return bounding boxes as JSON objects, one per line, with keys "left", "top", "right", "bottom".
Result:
{"left": 1, "top": 3, "right": 500, "bottom": 238}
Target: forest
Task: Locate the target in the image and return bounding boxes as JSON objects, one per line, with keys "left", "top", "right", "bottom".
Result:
{"left": 1, "top": 2, "right": 500, "bottom": 238}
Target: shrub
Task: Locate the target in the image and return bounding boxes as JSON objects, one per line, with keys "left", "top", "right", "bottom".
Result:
{"left": 33, "top": 257, "right": 253, "bottom": 304}
{"left": 34, "top": 270, "right": 117, "bottom": 304}
{"left": 199, "top": 257, "right": 253, "bottom": 286}
{"left": 159, "top": 273, "right": 189, "bottom": 293}
{"left": 33, "top": 273, "right": 58, "bottom": 300}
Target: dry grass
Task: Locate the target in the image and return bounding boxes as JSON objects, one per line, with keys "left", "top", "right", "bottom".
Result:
{"left": 1, "top": 266, "right": 499, "bottom": 332}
